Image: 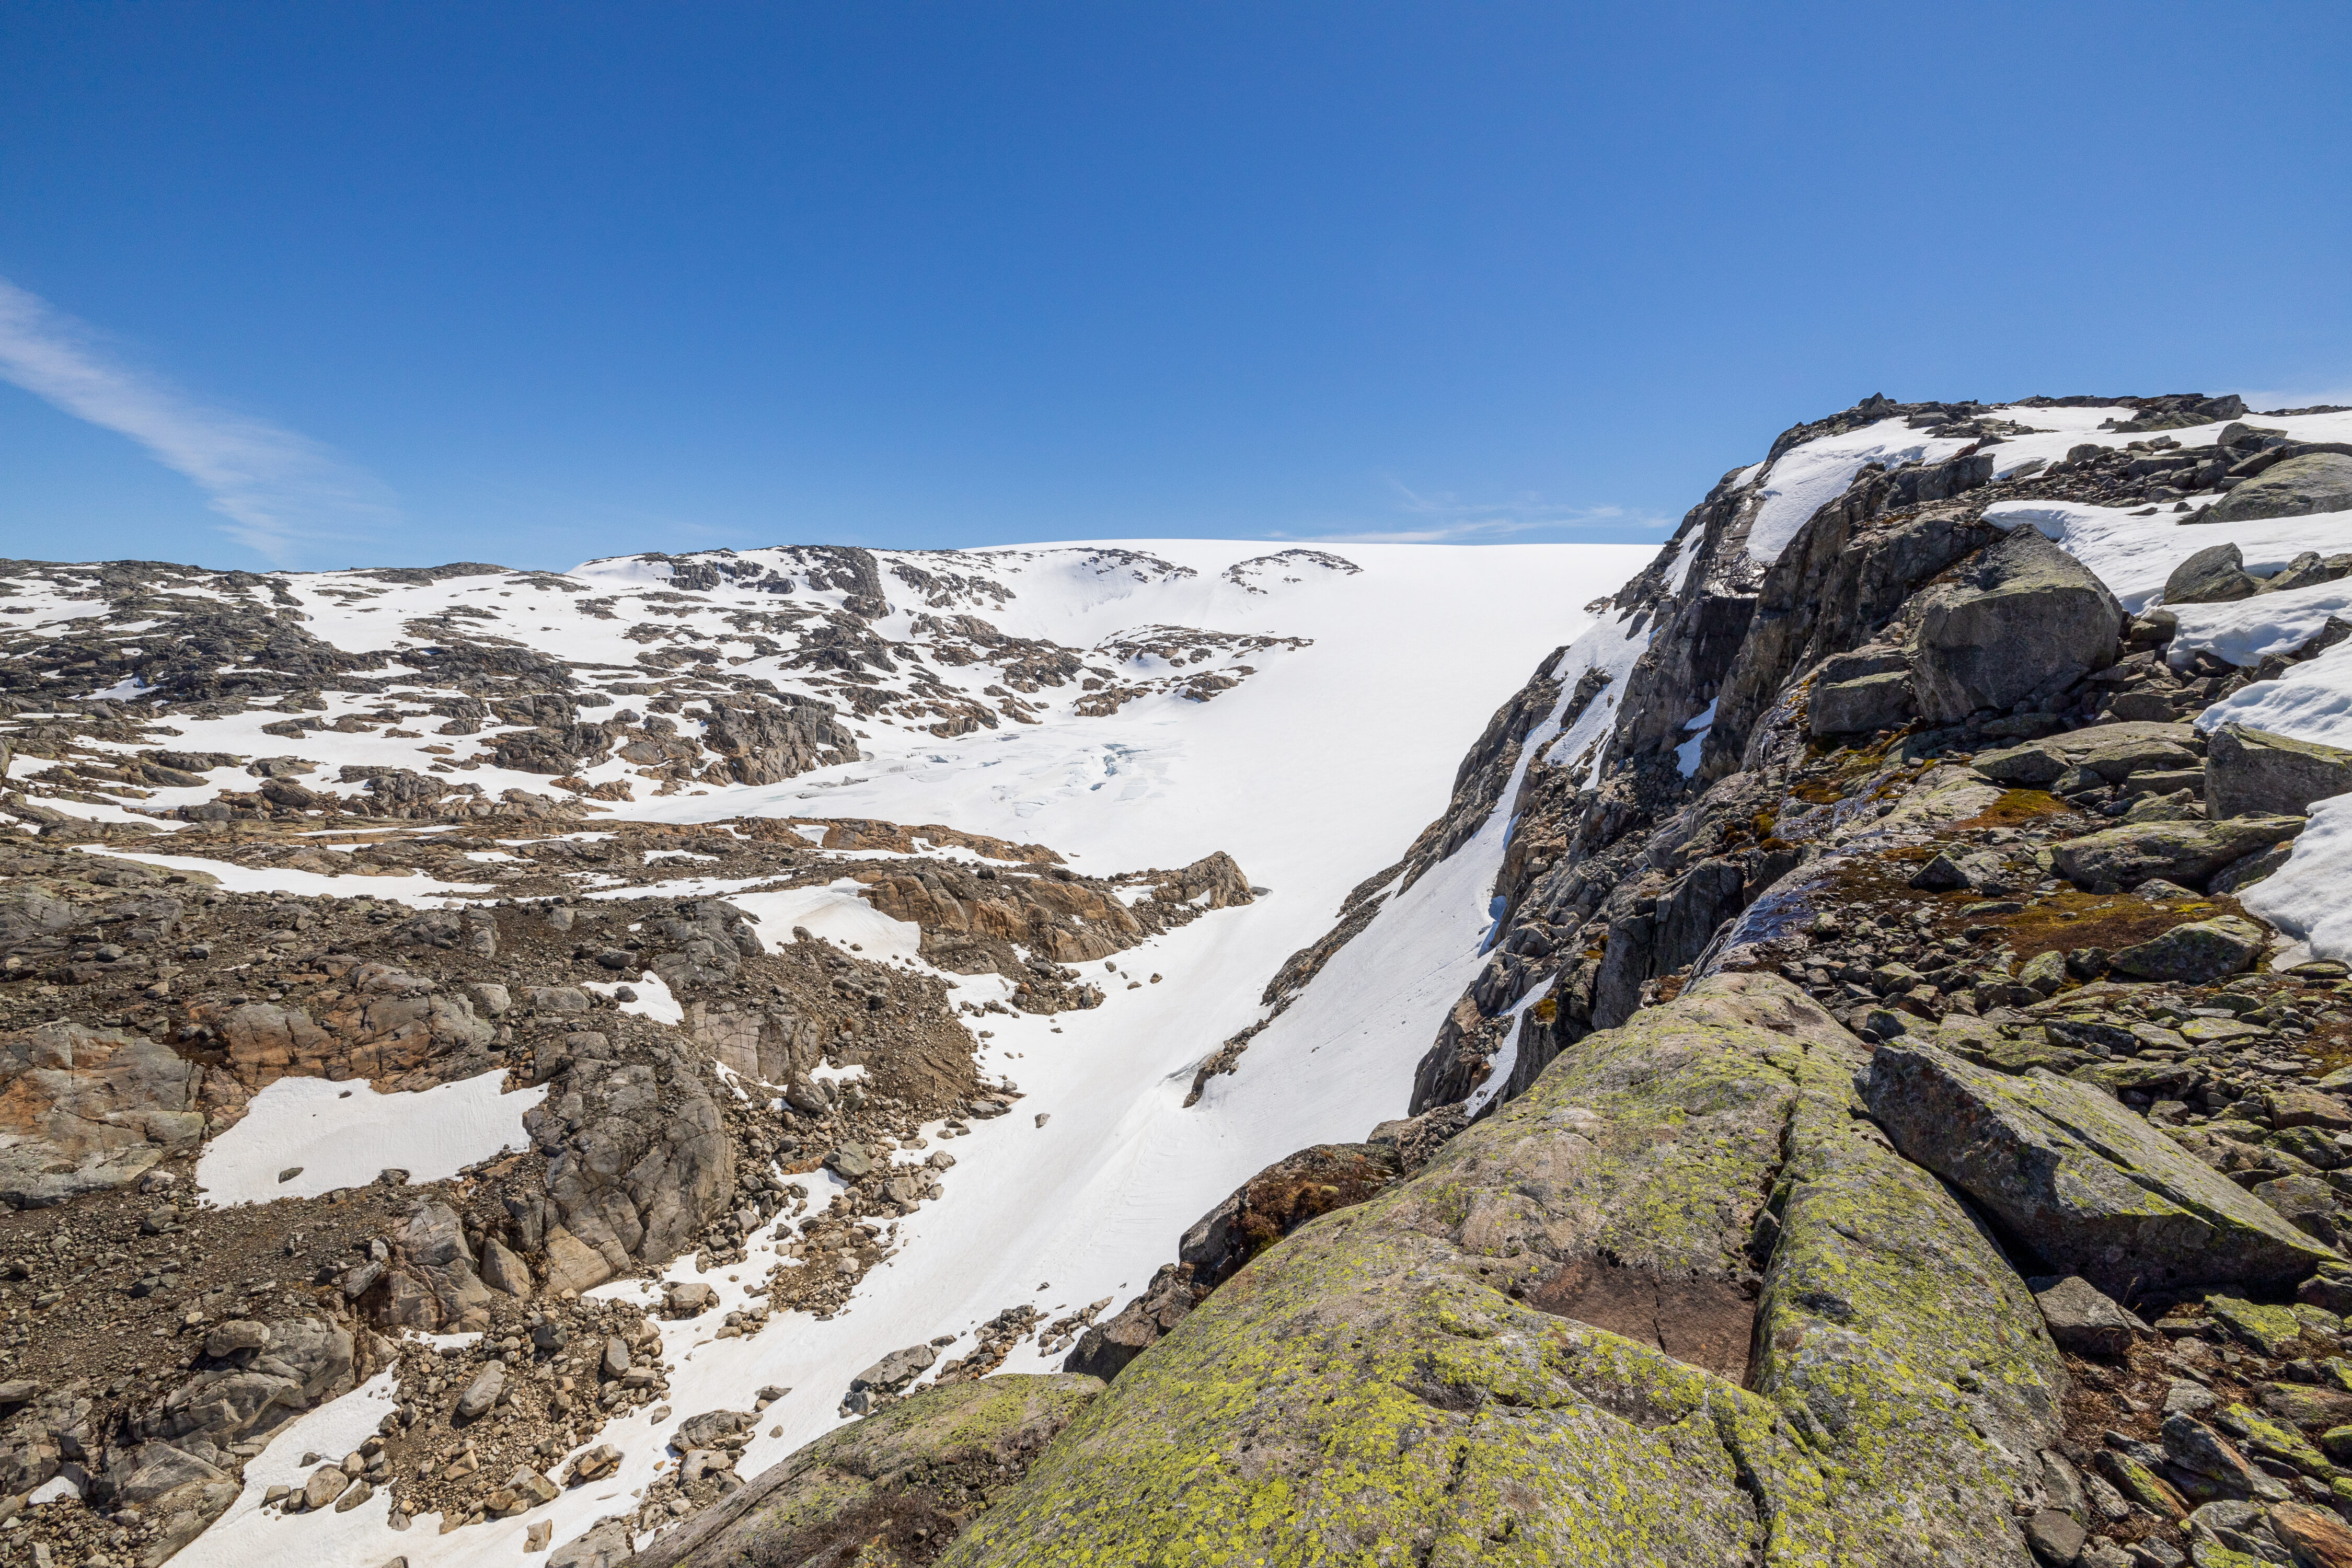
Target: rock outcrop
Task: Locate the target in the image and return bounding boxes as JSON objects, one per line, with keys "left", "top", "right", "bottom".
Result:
{"left": 2207, "top": 450, "right": 2352, "bottom": 522}
{"left": 2206, "top": 722, "right": 2352, "bottom": 819}
{"left": 643, "top": 1375, "right": 1101, "bottom": 1568}
{"left": 0, "top": 1022, "right": 204, "bottom": 1205}
{"left": 949, "top": 976, "right": 2064, "bottom": 1567}
{"left": 1866, "top": 1044, "right": 2336, "bottom": 1293}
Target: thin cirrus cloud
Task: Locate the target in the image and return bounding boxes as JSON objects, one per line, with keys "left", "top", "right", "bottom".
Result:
{"left": 0, "top": 275, "right": 396, "bottom": 564}
{"left": 1287, "top": 477, "right": 1668, "bottom": 545}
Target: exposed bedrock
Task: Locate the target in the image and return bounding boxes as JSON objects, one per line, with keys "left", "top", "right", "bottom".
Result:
{"left": 946, "top": 976, "right": 2063, "bottom": 1567}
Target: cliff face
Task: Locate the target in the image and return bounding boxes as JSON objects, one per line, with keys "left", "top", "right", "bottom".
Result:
{"left": 673, "top": 392, "right": 2352, "bottom": 1568}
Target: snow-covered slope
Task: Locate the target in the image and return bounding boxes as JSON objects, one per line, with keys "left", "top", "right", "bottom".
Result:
{"left": 0, "top": 538, "right": 1652, "bottom": 1568}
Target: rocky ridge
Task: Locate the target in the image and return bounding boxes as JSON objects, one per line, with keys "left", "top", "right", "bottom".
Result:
{"left": 641, "top": 391, "right": 2352, "bottom": 1568}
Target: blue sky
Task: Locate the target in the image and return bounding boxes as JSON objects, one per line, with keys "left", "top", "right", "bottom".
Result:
{"left": 2, "top": 3, "right": 2349, "bottom": 572}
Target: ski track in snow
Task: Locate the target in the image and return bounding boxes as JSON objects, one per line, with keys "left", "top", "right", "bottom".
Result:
{"left": 163, "top": 538, "right": 1653, "bottom": 1568}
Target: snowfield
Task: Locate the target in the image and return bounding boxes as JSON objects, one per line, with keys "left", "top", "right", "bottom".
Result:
{"left": 162, "top": 537, "right": 1654, "bottom": 1568}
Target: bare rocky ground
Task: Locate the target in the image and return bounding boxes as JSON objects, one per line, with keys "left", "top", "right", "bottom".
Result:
{"left": 0, "top": 771, "right": 1251, "bottom": 1565}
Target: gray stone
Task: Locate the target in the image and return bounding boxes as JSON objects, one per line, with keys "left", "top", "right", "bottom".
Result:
{"left": 478, "top": 1236, "right": 532, "bottom": 1298}
{"left": 2048, "top": 815, "right": 2306, "bottom": 891}
{"left": 201, "top": 1320, "right": 269, "bottom": 1359}
{"left": 380, "top": 1202, "right": 493, "bottom": 1333}
{"left": 115, "top": 1442, "right": 229, "bottom": 1505}
{"left": 130, "top": 1317, "right": 353, "bottom": 1450}
{"left": 1908, "top": 853, "right": 1968, "bottom": 891}
{"left": 825, "top": 1144, "right": 873, "bottom": 1180}
{"left": 2164, "top": 1415, "right": 2266, "bottom": 1498}
{"left": 2208, "top": 451, "right": 2352, "bottom": 523}
{"left": 302, "top": 1463, "right": 350, "bottom": 1510}
{"left": 672, "top": 1409, "right": 754, "bottom": 1450}
{"left": 2108, "top": 916, "right": 2267, "bottom": 984}
{"left": 602, "top": 1336, "right": 629, "bottom": 1379}
{"left": 2162, "top": 542, "right": 2259, "bottom": 605}
{"left": 522, "top": 1036, "right": 733, "bottom": 1290}
{"left": 2023, "top": 1508, "right": 2085, "bottom": 1566}
{"left": 2019, "top": 950, "right": 2069, "bottom": 995}
{"left": 2028, "top": 1275, "right": 2146, "bottom": 1355}
{"left": 2258, "top": 549, "right": 2352, "bottom": 595}
{"left": 2163, "top": 1378, "right": 2218, "bottom": 1417}
{"left": 2252, "top": 1174, "right": 2342, "bottom": 1244}
{"left": 848, "top": 1342, "right": 937, "bottom": 1396}
{"left": 1863, "top": 1044, "right": 2337, "bottom": 1296}
{"left": 2120, "top": 789, "right": 2202, "bottom": 824}
{"left": 664, "top": 1281, "right": 717, "bottom": 1316}
{"left": 1908, "top": 528, "right": 2125, "bottom": 724}
{"left": 2209, "top": 840, "right": 2297, "bottom": 895}
{"left": 454, "top": 1362, "right": 504, "bottom": 1422}
{"left": 2206, "top": 722, "right": 2352, "bottom": 819}
{"left": 1811, "top": 671, "right": 1916, "bottom": 737}
{"left": 549, "top": 1519, "right": 636, "bottom": 1568}
{"left": 1971, "top": 722, "right": 2197, "bottom": 788}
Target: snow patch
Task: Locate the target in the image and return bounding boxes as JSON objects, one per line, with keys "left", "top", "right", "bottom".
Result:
{"left": 583, "top": 970, "right": 685, "bottom": 1026}
{"left": 2242, "top": 794, "right": 2352, "bottom": 963}
{"left": 196, "top": 1071, "right": 546, "bottom": 1204}
{"left": 729, "top": 883, "right": 925, "bottom": 964}
{"left": 1747, "top": 417, "right": 1971, "bottom": 564}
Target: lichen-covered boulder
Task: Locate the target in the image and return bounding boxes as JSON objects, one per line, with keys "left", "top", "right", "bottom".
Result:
{"left": 1908, "top": 528, "right": 2125, "bottom": 723}
{"left": 2206, "top": 723, "right": 2352, "bottom": 820}
{"left": 2108, "top": 915, "right": 2267, "bottom": 983}
{"left": 641, "top": 1374, "right": 1102, "bottom": 1568}
{"left": 2209, "top": 452, "right": 2352, "bottom": 523}
{"left": 2163, "top": 542, "right": 2261, "bottom": 605}
{"left": 1971, "top": 721, "right": 2198, "bottom": 788}
{"left": 1810, "top": 670, "right": 1915, "bottom": 736}
{"left": 2048, "top": 815, "right": 2307, "bottom": 891}
{"left": 1865, "top": 1044, "right": 2336, "bottom": 1295}
{"left": 944, "top": 975, "right": 2059, "bottom": 1567}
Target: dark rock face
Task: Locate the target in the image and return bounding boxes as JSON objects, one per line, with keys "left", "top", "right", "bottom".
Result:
{"left": 525, "top": 1031, "right": 733, "bottom": 1293}
{"left": 1809, "top": 667, "right": 1913, "bottom": 736}
{"left": 1907, "top": 527, "right": 2125, "bottom": 723}
{"left": 696, "top": 697, "right": 858, "bottom": 785}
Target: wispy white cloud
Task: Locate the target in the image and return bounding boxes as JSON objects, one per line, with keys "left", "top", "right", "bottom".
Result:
{"left": 1272, "top": 477, "right": 1669, "bottom": 545}
{"left": 0, "top": 275, "right": 396, "bottom": 564}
